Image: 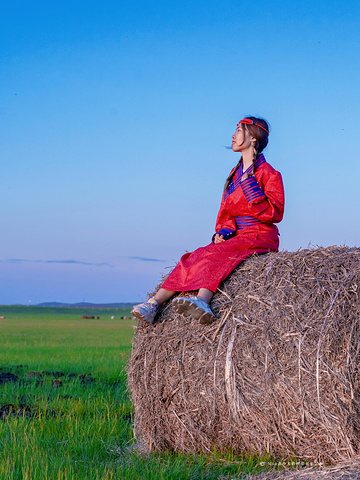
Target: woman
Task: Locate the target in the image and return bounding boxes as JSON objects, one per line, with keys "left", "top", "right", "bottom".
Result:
{"left": 131, "top": 116, "right": 285, "bottom": 325}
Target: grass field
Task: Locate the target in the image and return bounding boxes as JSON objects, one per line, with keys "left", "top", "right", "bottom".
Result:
{"left": 0, "top": 306, "right": 272, "bottom": 480}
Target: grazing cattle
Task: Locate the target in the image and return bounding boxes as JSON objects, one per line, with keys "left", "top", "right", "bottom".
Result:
{"left": 80, "top": 316, "right": 95, "bottom": 319}
{"left": 0, "top": 316, "right": 5, "bottom": 319}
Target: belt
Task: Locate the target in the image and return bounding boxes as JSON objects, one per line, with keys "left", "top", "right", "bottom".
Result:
{"left": 234, "top": 216, "right": 261, "bottom": 230}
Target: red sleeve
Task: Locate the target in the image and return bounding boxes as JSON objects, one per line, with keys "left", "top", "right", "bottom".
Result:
{"left": 241, "top": 169, "right": 284, "bottom": 223}
{"left": 215, "top": 194, "right": 237, "bottom": 233}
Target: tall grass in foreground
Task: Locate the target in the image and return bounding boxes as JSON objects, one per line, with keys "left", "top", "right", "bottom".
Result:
{"left": 0, "top": 306, "right": 270, "bottom": 479}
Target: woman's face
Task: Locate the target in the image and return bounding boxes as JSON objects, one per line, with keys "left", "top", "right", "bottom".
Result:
{"left": 232, "top": 124, "right": 252, "bottom": 152}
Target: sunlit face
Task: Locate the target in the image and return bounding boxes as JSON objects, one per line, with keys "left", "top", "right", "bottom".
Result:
{"left": 231, "top": 124, "right": 253, "bottom": 152}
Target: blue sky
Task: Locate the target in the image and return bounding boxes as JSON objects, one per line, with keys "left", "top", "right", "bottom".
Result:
{"left": 1, "top": 0, "right": 360, "bottom": 304}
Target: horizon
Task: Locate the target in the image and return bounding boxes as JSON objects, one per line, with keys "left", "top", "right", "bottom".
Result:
{"left": 0, "top": 301, "right": 136, "bottom": 307}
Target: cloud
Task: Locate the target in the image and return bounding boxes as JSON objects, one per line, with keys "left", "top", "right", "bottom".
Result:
{"left": 35, "top": 260, "right": 112, "bottom": 267}
{"left": 129, "top": 256, "right": 166, "bottom": 262}
{"left": 3, "top": 259, "right": 113, "bottom": 267}
{"left": 4, "top": 259, "right": 29, "bottom": 263}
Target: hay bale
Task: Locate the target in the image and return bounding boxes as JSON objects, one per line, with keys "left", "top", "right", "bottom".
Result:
{"left": 127, "top": 246, "right": 360, "bottom": 463}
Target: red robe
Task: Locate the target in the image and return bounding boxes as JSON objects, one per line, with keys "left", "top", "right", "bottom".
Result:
{"left": 162, "top": 156, "right": 285, "bottom": 293}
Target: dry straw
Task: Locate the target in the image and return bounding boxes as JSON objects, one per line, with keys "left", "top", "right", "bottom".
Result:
{"left": 127, "top": 246, "right": 360, "bottom": 464}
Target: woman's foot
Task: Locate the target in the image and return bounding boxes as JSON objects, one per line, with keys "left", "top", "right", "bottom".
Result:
{"left": 172, "top": 295, "right": 216, "bottom": 324}
{"left": 131, "top": 299, "right": 159, "bottom": 324}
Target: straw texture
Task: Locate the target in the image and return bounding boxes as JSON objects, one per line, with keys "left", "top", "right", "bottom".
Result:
{"left": 128, "top": 246, "right": 360, "bottom": 464}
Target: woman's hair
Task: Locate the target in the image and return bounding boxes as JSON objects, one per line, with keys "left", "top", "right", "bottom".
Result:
{"left": 224, "top": 116, "right": 270, "bottom": 192}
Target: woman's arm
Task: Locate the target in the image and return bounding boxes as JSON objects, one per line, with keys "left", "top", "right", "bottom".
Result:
{"left": 214, "top": 197, "right": 237, "bottom": 235}
{"left": 239, "top": 168, "right": 285, "bottom": 223}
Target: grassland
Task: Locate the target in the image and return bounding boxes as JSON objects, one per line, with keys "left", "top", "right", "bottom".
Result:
{"left": 0, "top": 305, "right": 270, "bottom": 479}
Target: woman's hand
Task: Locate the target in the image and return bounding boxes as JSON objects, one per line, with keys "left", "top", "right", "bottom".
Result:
{"left": 214, "top": 234, "right": 225, "bottom": 244}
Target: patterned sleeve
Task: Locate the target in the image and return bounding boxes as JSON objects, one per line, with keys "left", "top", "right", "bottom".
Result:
{"left": 240, "top": 169, "right": 284, "bottom": 223}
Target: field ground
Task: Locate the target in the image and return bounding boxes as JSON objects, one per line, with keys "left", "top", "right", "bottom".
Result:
{"left": 0, "top": 306, "right": 274, "bottom": 479}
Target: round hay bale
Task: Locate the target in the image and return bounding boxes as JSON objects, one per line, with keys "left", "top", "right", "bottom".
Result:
{"left": 127, "top": 246, "right": 360, "bottom": 464}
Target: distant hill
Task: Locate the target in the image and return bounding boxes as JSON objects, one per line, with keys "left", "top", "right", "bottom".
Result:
{"left": 36, "top": 302, "right": 135, "bottom": 308}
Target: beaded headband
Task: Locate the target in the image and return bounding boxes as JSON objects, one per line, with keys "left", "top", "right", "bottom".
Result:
{"left": 237, "top": 118, "right": 269, "bottom": 135}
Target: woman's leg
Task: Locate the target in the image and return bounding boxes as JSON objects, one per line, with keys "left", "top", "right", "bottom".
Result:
{"left": 172, "top": 288, "right": 215, "bottom": 324}
{"left": 132, "top": 287, "right": 214, "bottom": 325}
{"left": 132, "top": 288, "right": 175, "bottom": 324}
{"left": 153, "top": 288, "right": 176, "bottom": 306}
{"left": 154, "top": 288, "right": 213, "bottom": 306}
{"left": 197, "top": 288, "right": 214, "bottom": 304}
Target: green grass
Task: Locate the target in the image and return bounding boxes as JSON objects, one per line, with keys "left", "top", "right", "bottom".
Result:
{"left": 0, "top": 306, "right": 273, "bottom": 479}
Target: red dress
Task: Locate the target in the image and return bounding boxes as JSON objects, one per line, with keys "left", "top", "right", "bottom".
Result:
{"left": 162, "top": 155, "right": 285, "bottom": 293}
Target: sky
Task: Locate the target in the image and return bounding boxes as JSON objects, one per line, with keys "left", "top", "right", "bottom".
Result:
{"left": 1, "top": 0, "right": 360, "bottom": 305}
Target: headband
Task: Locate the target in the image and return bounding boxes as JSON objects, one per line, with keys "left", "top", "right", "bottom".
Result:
{"left": 237, "top": 118, "right": 269, "bottom": 135}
